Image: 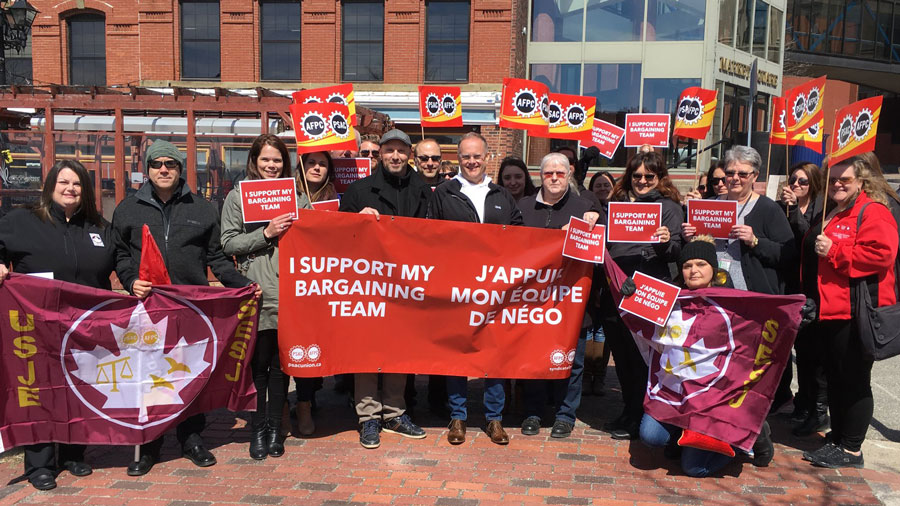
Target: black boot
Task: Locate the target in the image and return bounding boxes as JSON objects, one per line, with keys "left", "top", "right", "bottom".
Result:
{"left": 752, "top": 421, "right": 774, "bottom": 467}
{"left": 267, "top": 421, "right": 285, "bottom": 458}
{"left": 249, "top": 422, "right": 268, "bottom": 460}
{"left": 792, "top": 404, "right": 829, "bottom": 437}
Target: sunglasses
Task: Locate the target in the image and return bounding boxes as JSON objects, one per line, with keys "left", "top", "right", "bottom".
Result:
{"left": 439, "top": 171, "right": 457, "bottom": 179}
{"left": 724, "top": 169, "right": 754, "bottom": 179}
{"left": 697, "top": 184, "right": 706, "bottom": 192}
{"left": 417, "top": 155, "right": 441, "bottom": 163}
{"left": 829, "top": 176, "right": 855, "bottom": 186}
{"left": 709, "top": 176, "right": 726, "bottom": 186}
{"left": 542, "top": 170, "right": 567, "bottom": 180}
{"left": 149, "top": 160, "right": 180, "bottom": 169}
{"left": 789, "top": 176, "right": 809, "bottom": 186}
{"left": 631, "top": 172, "right": 657, "bottom": 182}
{"left": 359, "top": 150, "right": 378, "bottom": 157}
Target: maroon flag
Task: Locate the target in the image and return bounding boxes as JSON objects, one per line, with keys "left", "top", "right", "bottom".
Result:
{"left": 0, "top": 274, "right": 258, "bottom": 449}
{"left": 603, "top": 259, "right": 804, "bottom": 451}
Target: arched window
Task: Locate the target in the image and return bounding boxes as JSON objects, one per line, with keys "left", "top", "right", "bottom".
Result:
{"left": 68, "top": 13, "right": 106, "bottom": 86}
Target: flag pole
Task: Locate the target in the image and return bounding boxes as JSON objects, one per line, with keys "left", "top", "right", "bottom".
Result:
{"left": 298, "top": 155, "right": 312, "bottom": 199}
{"left": 694, "top": 138, "right": 702, "bottom": 188}
{"left": 420, "top": 123, "right": 425, "bottom": 143}
{"left": 821, "top": 154, "right": 830, "bottom": 234}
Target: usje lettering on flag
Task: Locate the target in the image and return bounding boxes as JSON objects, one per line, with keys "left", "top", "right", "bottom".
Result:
{"left": 672, "top": 87, "right": 717, "bottom": 140}
{"left": 786, "top": 76, "right": 826, "bottom": 153}
{"left": 419, "top": 85, "right": 463, "bottom": 127}
{"left": 830, "top": 95, "right": 882, "bottom": 165}
{"left": 602, "top": 258, "right": 804, "bottom": 451}
{"left": 499, "top": 78, "right": 550, "bottom": 136}
{"left": 292, "top": 84, "right": 357, "bottom": 126}
{"left": 289, "top": 102, "right": 358, "bottom": 155}
{"left": 0, "top": 275, "right": 258, "bottom": 448}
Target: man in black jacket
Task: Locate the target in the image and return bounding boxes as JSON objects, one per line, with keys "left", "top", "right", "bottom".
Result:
{"left": 112, "top": 140, "right": 252, "bottom": 476}
{"left": 338, "top": 129, "right": 429, "bottom": 449}
{"left": 427, "top": 132, "right": 523, "bottom": 446}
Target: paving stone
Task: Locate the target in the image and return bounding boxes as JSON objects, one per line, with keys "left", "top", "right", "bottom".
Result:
{"left": 240, "top": 495, "right": 283, "bottom": 505}
{"left": 294, "top": 482, "right": 338, "bottom": 492}
{"left": 511, "top": 479, "right": 552, "bottom": 488}
{"left": 572, "top": 475, "right": 614, "bottom": 484}
{"left": 544, "top": 497, "right": 591, "bottom": 505}
{"left": 401, "top": 458, "right": 439, "bottom": 466}
{"left": 557, "top": 453, "right": 596, "bottom": 462}
{"left": 435, "top": 499, "right": 480, "bottom": 506}
{"left": 111, "top": 481, "right": 153, "bottom": 490}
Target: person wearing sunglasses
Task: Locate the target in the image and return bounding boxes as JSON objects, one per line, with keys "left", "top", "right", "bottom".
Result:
{"left": 599, "top": 151, "right": 683, "bottom": 441}
{"left": 799, "top": 154, "right": 898, "bottom": 469}
{"left": 358, "top": 134, "right": 381, "bottom": 164}
{"left": 437, "top": 160, "right": 458, "bottom": 181}
{"left": 683, "top": 160, "right": 728, "bottom": 202}
{"left": 414, "top": 138, "right": 443, "bottom": 188}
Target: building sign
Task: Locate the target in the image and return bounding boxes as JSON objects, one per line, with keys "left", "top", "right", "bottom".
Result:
{"left": 717, "top": 57, "right": 778, "bottom": 89}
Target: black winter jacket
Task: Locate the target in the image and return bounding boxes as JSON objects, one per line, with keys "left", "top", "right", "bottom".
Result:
{"left": 0, "top": 204, "right": 115, "bottom": 289}
{"left": 604, "top": 189, "right": 683, "bottom": 282}
{"left": 736, "top": 194, "right": 796, "bottom": 294}
{"left": 518, "top": 190, "right": 600, "bottom": 230}
{"left": 339, "top": 163, "right": 431, "bottom": 218}
{"left": 111, "top": 180, "right": 250, "bottom": 292}
{"left": 427, "top": 177, "right": 523, "bottom": 225}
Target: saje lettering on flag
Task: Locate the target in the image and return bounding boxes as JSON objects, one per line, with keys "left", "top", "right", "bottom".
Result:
{"left": 419, "top": 86, "right": 463, "bottom": 127}
{"left": 672, "top": 87, "right": 717, "bottom": 140}
{"left": 292, "top": 84, "right": 357, "bottom": 126}
{"left": 289, "top": 102, "right": 357, "bottom": 155}
{"left": 830, "top": 96, "right": 882, "bottom": 165}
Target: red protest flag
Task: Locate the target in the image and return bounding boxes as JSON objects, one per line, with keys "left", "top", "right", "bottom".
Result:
{"left": 139, "top": 224, "right": 171, "bottom": 285}
{"left": 289, "top": 102, "right": 358, "bottom": 155}
{"left": 536, "top": 92, "right": 595, "bottom": 142}
{"left": 830, "top": 96, "right": 883, "bottom": 165}
{"left": 769, "top": 96, "right": 788, "bottom": 146}
{"left": 418, "top": 86, "right": 463, "bottom": 127}
{"left": 672, "top": 87, "right": 718, "bottom": 140}
{"left": 499, "top": 78, "right": 550, "bottom": 136}
{"left": 292, "top": 84, "right": 357, "bottom": 126}
{"left": 786, "top": 76, "right": 827, "bottom": 152}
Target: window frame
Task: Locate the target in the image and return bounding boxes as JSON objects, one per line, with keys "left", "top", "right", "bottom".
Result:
{"left": 341, "top": 0, "right": 385, "bottom": 82}
{"left": 67, "top": 13, "right": 106, "bottom": 86}
{"left": 259, "top": 0, "right": 302, "bottom": 81}
{"left": 424, "top": 0, "right": 471, "bottom": 83}
{"left": 181, "top": 0, "right": 221, "bottom": 81}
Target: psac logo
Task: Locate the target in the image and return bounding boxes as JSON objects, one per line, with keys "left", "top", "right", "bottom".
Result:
{"left": 289, "top": 344, "right": 322, "bottom": 367}
{"left": 425, "top": 94, "right": 442, "bottom": 117}
{"left": 836, "top": 108, "right": 873, "bottom": 148}
{"left": 676, "top": 96, "right": 704, "bottom": 126}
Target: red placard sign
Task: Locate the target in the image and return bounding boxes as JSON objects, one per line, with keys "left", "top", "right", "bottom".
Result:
{"left": 310, "top": 199, "right": 340, "bottom": 212}
{"left": 625, "top": 113, "right": 671, "bottom": 147}
{"left": 607, "top": 202, "right": 662, "bottom": 243}
{"left": 582, "top": 119, "right": 625, "bottom": 159}
{"left": 686, "top": 199, "right": 737, "bottom": 240}
{"left": 562, "top": 217, "right": 606, "bottom": 264}
{"left": 618, "top": 271, "right": 681, "bottom": 326}
{"left": 333, "top": 158, "right": 372, "bottom": 194}
{"left": 238, "top": 178, "right": 298, "bottom": 223}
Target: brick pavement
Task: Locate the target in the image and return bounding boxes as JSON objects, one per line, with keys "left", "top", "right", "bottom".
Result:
{"left": 1, "top": 376, "right": 899, "bottom": 506}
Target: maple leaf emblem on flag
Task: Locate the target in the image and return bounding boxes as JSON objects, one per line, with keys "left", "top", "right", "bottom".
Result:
{"left": 70, "top": 302, "right": 211, "bottom": 423}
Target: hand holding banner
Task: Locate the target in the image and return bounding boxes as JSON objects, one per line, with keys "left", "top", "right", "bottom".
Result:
{"left": 625, "top": 114, "right": 671, "bottom": 147}
{"left": 618, "top": 271, "right": 681, "bottom": 326}
{"left": 292, "top": 84, "right": 357, "bottom": 126}
{"left": 607, "top": 201, "right": 662, "bottom": 243}
{"left": 582, "top": 119, "right": 625, "bottom": 159}
{"left": 419, "top": 86, "right": 463, "bottom": 127}
{"left": 239, "top": 178, "right": 298, "bottom": 223}
{"left": 499, "top": 78, "right": 550, "bottom": 136}
{"left": 562, "top": 217, "right": 606, "bottom": 264}
{"left": 686, "top": 200, "right": 737, "bottom": 240}
{"left": 289, "top": 102, "right": 357, "bottom": 155}
{"left": 829, "top": 96, "right": 882, "bottom": 165}
{"left": 673, "top": 87, "right": 718, "bottom": 140}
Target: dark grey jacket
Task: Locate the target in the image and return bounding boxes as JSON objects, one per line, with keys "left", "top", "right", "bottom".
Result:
{"left": 604, "top": 189, "right": 684, "bottom": 282}
{"left": 427, "top": 177, "right": 523, "bottom": 225}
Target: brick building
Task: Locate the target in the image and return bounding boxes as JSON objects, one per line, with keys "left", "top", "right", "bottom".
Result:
{"left": 23, "top": 0, "right": 529, "bottom": 172}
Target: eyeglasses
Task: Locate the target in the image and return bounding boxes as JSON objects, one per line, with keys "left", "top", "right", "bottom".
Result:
{"left": 542, "top": 170, "right": 567, "bottom": 180}
{"left": 724, "top": 170, "right": 755, "bottom": 179}
{"left": 149, "top": 160, "right": 180, "bottom": 169}
{"left": 709, "top": 177, "right": 726, "bottom": 186}
{"left": 439, "top": 171, "right": 457, "bottom": 179}
{"left": 789, "top": 175, "right": 810, "bottom": 186}
{"left": 829, "top": 175, "right": 855, "bottom": 186}
{"left": 417, "top": 155, "right": 441, "bottom": 163}
{"left": 631, "top": 172, "right": 657, "bottom": 182}
{"left": 359, "top": 150, "right": 378, "bottom": 157}
{"left": 459, "top": 154, "right": 484, "bottom": 161}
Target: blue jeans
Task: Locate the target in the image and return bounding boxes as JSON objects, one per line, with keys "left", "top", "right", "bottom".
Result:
{"left": 639, "top": 414, "right": 733, "bottom": 478}
{"left": 523, "top": 328, "right": 587, "bottom": 424}
{"left": 446, "top": 376, "right": 505, "bottom": 421}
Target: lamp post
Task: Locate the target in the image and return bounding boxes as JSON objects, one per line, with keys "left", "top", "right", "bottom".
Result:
{"left": 0, "top": 0, "right": 39, "bottom": 86}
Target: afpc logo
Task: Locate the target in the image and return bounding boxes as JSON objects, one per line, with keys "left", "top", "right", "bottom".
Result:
{"left": 441, "top": 94, "right": 458, "bottom": 117}
{"left": 676, "top": 96, "right": 704, "bottom": 125}
{"left": 302, "top": 111, "right": 328, "bottom": 140}
{"left": 513, "top": 88, "right": 539, "bottom": 118}
{"left": 288, "top": 343, "right": 322, "bottom": 368}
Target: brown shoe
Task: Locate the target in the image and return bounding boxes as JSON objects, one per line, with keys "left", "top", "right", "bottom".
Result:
{"left": 485, "top": 420, "right": 509, "bottom": 445}
{"left": 447, "top": 419, "right": 466, "bottom": 445}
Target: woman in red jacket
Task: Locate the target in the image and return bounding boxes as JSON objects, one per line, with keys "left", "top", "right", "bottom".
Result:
{"left": 801, "top": 154, "right": 898, "bottom": 469}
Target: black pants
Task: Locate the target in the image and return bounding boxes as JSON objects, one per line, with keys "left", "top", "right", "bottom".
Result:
{"left": 795, "top": 322, "right": 828, "bottom": 413}
{"left": 24, "top": 443, "right": 85, "bottom": 479}
{"left": 140, "top": 413, "right": 207, "bottom": 458}
{"left": 819, "top": 319, "right": 874, "bottom": 452}
{"left": 602, "top": 315, "right": 648, "bottom": 424}
{"left": 251, "top": 329, "right": 289, "bottom": 428}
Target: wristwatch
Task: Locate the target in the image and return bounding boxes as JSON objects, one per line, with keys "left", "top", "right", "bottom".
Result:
{"left": 750, "top": 236, "right": 759, "bottom": 248}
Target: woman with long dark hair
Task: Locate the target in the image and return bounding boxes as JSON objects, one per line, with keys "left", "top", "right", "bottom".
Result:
{"left": 588, "top": 171, "right": 615, "bottom": 205}
{"left": 0, "top": 160, "right": 115, "bottom": 490}
{"left": 498, "top": 156, "right": 537, "bottom": 202}
{"left": 298, "top": 151, "right": 338, "bottom": 203}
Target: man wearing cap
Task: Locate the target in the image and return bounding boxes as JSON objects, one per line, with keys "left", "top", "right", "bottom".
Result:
{"left": 111, "top": 139, "right": 253, "bottom": 476}
{"left": 338, "top": 128, "right": 430, "bottom": 449}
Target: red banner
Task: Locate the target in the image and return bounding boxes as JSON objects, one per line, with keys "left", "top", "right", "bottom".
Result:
{"left": 582, "top": 119, "right": 625, "bottom": 159}
{"left": 0, "top": 275, "right": 258, "bottom": 448}
{"left": 830, "top": 96, "right": 883, "bottom": 165}
{"left": 769, "top": 96, "right": 787, "bottom": 146}
{"left": 289, "top": 102, "right": 358, "bottom": 155}
{"left": 686, "top": 199, "right": 737, "bottom": 240}
{"left": 499, "top": 78, "right": 550, "bottom": 136}
{"left": 625, "top": 113, "right": 671, "bottom": 147}
{"left": 562, "top": 217, "right": 605, "bottom": 264}
{"left": 618, "top": 271, "right": 681, "bottom": 326}
{"left": 278, "top": 212, "right": 592, "bottom": 379}
{"left": 607, "top": 202, "right": 662, "bottom": 243}
{"left": 292, "top": 84, "right": 357, "bottom": 126}
{"left": 672, "top": 87, "right": 718, "bottom": 140}
{"left": 238, "top": 178, "right": 298, "bottom": 223}
{"left": 603, "top": 258, "right": 804, "bottom": 451}
{"left": 333, "top": 158, "right": 372, "bottom": 194}
{"left": 539, "top": 92, "right": 596, "bottom": 141}
{"left": 309, "top": 199, "right": 340, "bottom": 212}
{"left": 418, "top": 85, "right": 463, "bottom": 127}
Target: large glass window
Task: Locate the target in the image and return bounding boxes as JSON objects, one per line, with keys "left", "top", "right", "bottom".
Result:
{"left": 768, "top": 6, "right": 782, "bottom": 62}
{"left": 342, "top": 0, "right": 384, "bottom": 81}
{"left": 646, "top": 0, "right": 705, "bottom": 41}
{"left": 642, "top": 77, "right": 701, "bottom": 113}
{"left": 736, "top": 0, "right": 752, "bottom": 52}
{"left": 260, "top": 1, "right": 301, "bottom": 81}
{"left": 582, "top": 63, "right": 641, "bottom": 117}
{"left": 425, "top": 1, "right": 470, "bottom": 82}
{"left": 585, "top": 0, "right": 644, "bottom": 41}
{"left": 531, "top": 0, "right": 584, "bottom": 42}
{"left": 530, "top": 63, "right": 581, "bottom": 94}
{"left": 5, "top": 32, "right": 32, "bottom": 85}
{"left": 181, "top": 1, "right": 220, "bottom": 80}
{"left": 876, "top": 0, "right": 893, "bottom": 60}
{"left": 752, "top": 0, "right": 768, "bottom": 57}
{"left": 68, "top": 14, "right": 106, "bottom": 86}
{"left": 718, "top": 0, "right": 736, "bottom": 45}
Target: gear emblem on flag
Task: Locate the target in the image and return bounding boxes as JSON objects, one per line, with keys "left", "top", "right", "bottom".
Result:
{"left": 854, "top": 108, "right": 874, "bottom": 141}
{"left": 791, "top": 93, "right": 806, "bottom": 123}
{"left": 547, "top": 100, "right": 563, "bottom": 127}
{"left": 303, "top": 96, "right": 322, "bottom": 104}
{"left": 837, "top": 115, "right": 854, "bottom": 148}
{"left": 424, "top": 93, "right": 441, "bottom": 117}
{"left": 565, "top": 103, "right": 587, "bottom": 129}
{"left": 441, "top": 94, "right": 458, "bottom": 117}
{"left": 512, "top": 88, "right": 539, "bottom": 118}
{"left": 327, "top": 92, "right": 348, "bottom": 105}
{"left": 301, "top": 111, "right": 329, "bottom": 140}
{"left": 676, "top": 96, "right": 704, "bottom": 126}
{"left": 329, "top": 111, "right": 352, "bottom": 139}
